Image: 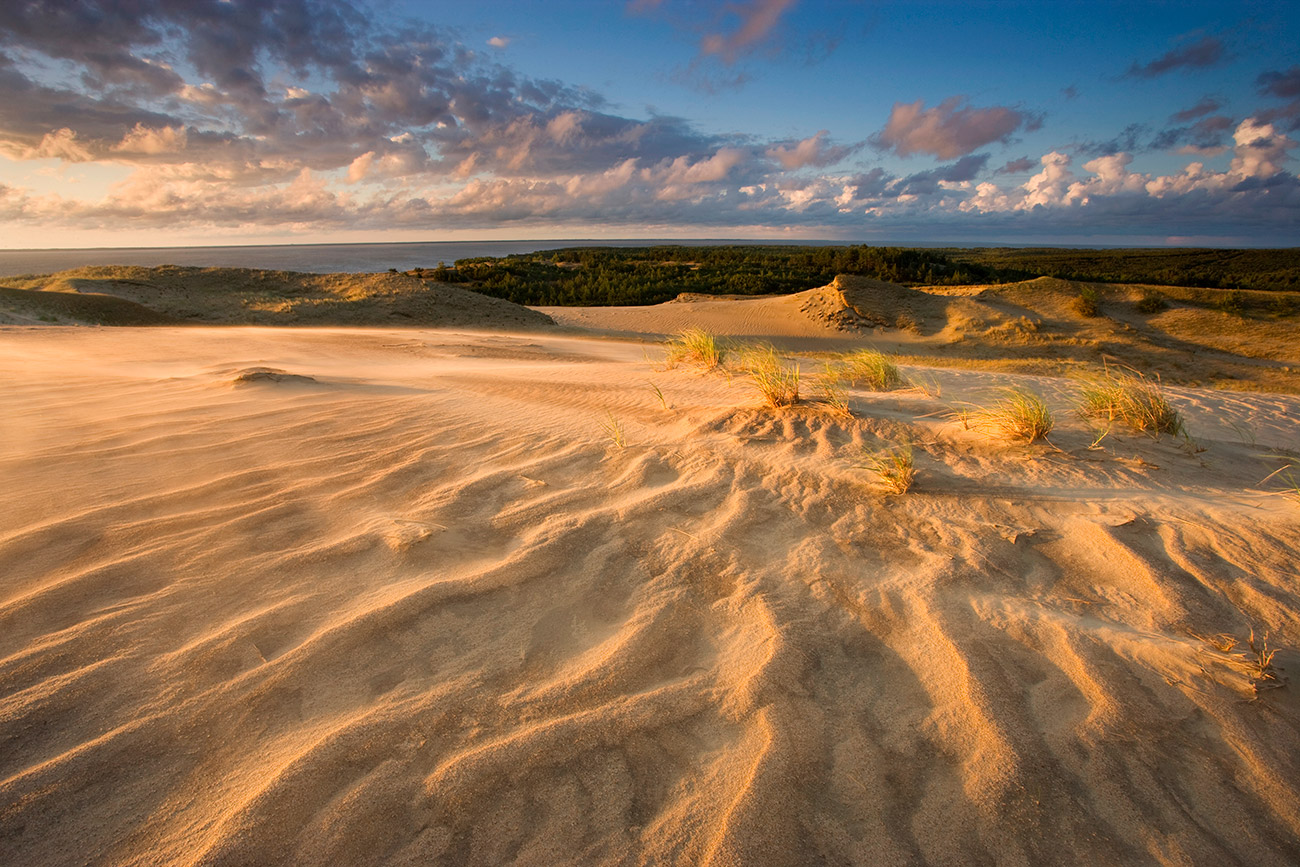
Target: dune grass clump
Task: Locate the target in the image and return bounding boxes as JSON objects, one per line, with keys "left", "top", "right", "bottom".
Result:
{"left": 857, "top": 443, "right": 916, "bottom": 494}
{"left": 972, "top": 388, "right": 1055, "bottom": 443}
{"left": 813, "top": 362, "right": 851, "bottom": 416}
{"left": 1078, "top": 368, "right": 1184, "bottom": 437}
{"left": 1073, "top": 286, "right": 1101, "bottom": 317}
{"left": 843, "top": 349, "right": 905, "bottom": 391}
{"left": 1135, "top": 291, "right": 1168, "bottom": 314}
{"left": 740, "top": 345, "right": 800, "bottom": 408}
{"left": 666, "top": 327, "right": 726, "bottom": 369}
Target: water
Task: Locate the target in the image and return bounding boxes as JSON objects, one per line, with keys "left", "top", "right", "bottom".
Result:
{"left": 0, "top": 239, "right": 832, "bottom": 278}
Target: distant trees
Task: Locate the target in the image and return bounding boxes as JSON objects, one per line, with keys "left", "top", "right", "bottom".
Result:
{"left": 408, "top": 244, "right": 1299, "bottom": 307}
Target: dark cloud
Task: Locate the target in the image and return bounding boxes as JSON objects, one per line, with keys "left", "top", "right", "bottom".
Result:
{"left": 1075, "top": 123, "right": 1148, "bottom": 157}
{"left": 1061, "top": 85, "right": 1079, "bottom": 100}
{"left": 872, "top": 97, "right": 1036, "bottom": 160}
{"left": 1151, "top": 116, "right": 1234, "bottom": 153}
{"left": 1258, "top": 66, "right": 1300, "bottom": 99}
{"left": 0, "top": 0, "right": 731, "bottom": 180}
{"left": 1125, "top": 35, "right": 1226, "bottom": 79}
{"left": 1170, "top": 96, "right": 1222, "bottom": 123}
{"left": 995, "top": 157, "right": 1036, "bottom": 175}
{"left": 893, "top": 155, "right": 989, "bottom": 195}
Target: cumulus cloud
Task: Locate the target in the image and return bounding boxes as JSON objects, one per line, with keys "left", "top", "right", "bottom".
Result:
{"left": 0, "top": 1, "right": 1296, "bottom": 243}
{"left": 487, "top": 36, "right": 510, "bottom": 48}
{"left": 1126, "top": 35, "right": 1226, "bottom": 79}
{"left": 872, "top": 97, "right": 1036, "bottom": 160}
{"left": 765, "top": 130, "right": 855, "bottom": 169}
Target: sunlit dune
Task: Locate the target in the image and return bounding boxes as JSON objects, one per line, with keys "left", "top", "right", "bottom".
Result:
{"left": 2, "top": 284, "right": 1299, "bottom": 864}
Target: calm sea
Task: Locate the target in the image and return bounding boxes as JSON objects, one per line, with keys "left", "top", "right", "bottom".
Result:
{"left": 0, "top": 239, "right": 834, "bottom": 278}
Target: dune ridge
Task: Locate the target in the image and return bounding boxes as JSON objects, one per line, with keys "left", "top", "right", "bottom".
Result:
{"left": 0, "top": 266, "right": 554, "bottom": 330}
{"left": 1, "top": 325, "right": 1298, "bottom": 865}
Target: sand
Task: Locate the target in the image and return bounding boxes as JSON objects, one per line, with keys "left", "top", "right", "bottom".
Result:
{"left": 2, "top": 291, "right": 1300, "bottom": 864}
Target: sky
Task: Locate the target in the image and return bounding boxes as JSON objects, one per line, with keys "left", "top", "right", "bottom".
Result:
{"left": 0, "top": 0, "right": 1297, "bottom": 249}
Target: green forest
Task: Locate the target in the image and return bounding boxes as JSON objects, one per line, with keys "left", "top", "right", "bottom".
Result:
{"left": 413, "top": 245, "right": 1300, "bottom": 307}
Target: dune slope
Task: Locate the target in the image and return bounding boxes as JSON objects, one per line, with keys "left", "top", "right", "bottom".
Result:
{"left": 1, "top": 326, "right": 1298, "bottom": 866}
{"left": 2, "top": 266, "right": 554, "bottom": 329}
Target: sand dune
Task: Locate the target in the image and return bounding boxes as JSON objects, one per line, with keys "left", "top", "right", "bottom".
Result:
{"left": 1, "top": 320, "right": 1298, "bottom": 865}
{"left": 0, "top": 266, "right": 555, "bottom": 330}
{"left": 544, "top": 275, "right": 1300, "bottom": 393}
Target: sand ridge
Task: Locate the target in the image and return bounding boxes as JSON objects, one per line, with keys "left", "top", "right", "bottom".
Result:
{"left": 1, "top": 325, "right": 1298, "bottom": 865}
{"left": 0, "top": 266, "right": 555, "bottom": 330}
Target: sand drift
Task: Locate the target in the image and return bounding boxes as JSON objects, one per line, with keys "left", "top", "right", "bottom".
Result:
{"left": 1, "top": 326, "right": 1298, "bottom": 865}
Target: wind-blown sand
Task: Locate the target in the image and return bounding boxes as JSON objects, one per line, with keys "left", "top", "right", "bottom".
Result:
{"left": 2, "top": 298, "right": 1299, "bottom": 864}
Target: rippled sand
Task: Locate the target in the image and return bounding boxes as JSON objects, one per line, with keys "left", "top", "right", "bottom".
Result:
{"left": 2, "top": 325, "right": 1298, "bottom": 866}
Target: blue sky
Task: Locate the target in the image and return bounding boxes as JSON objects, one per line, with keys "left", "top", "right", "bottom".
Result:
{"left": 0, "top": 0, "right": 1297, "bottom": 247}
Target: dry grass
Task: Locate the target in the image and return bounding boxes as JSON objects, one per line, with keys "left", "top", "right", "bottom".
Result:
{"left": 647, "top": 381, "right": 669, "bottom": 410}
{"left": 1260, "top": 457, "right": 1300, "bottom": 503}
{"left": 856, "top": 444, "right": 916, "bottom": 494}
{"left": 665, "top": 327, "right": 726, "bottom": 369}
{"left": 1078, "top": 368, "right": 1185, "bottom": 437}
{"left": 740, "top": 345, "right": 800, "bottom": 408}
{"left": 971, "top": 388, "right": 1055, "bottom": 443}
{"left": 600, "top": 411, "right": 627, "bottom": 448}
{"left": 813, "top": 362, "right": 851, "bottom": 416}
{"left": 843, "top": 349, "right": 905, "bottom": 391}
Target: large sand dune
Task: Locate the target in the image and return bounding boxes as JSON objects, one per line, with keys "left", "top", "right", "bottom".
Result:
{"left": 0, "top": 266, "right": 555, "bottom": 330}
{"left": 2, "top": 322, "right": 1298, "bottom": 865}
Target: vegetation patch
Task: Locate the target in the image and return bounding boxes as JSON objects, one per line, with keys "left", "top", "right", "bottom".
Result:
{"left": 843, "top": 349, "right": 906, "bottom": 391}
{"left": 1078, "top": 368, "right": 1185, "bottom": 437}
{"left": 740, "top": 344, "right": 800, "bottom": 408}
{"left": 665, "top": 327, "right": 726, "bottom": 369}
{"left": 971, "top": 388, "right": 1055, "bottom": 443}
{"left": 856, "top": 444, "right": 916, "bottom": 494}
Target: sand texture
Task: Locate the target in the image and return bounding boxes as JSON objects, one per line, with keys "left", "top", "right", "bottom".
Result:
{"left": 2, "top": 318, "right": 1299, "bottom": 866}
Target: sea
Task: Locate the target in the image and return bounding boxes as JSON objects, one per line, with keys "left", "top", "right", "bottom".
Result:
{"left": 0, "top": 239, "right": 840, "bottom": 278}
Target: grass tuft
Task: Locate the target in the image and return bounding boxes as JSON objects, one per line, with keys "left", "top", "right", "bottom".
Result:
{"left": 1135, "top": 291, "right": 1168, "bottom": 314}
{"left": 600, "top": 411, "right": 627, "bottom": 448}
{"left": 665, "top": 327, "right": 726, "bottom": 369}
{"left": 647, "top": 381, "right": 669, "bottom": 410}
{"left": 971, "top": 388, "right": 1055, "bottom": 443}
{"left": 1073, "top": 286, "right": 1101, "bottom": 317}
{"left": 856, "top": 443, "right": 916, "bottom": 494}
{"left": 740, "top": 344, "right": 800, "bottom": 408}
{"left": 813, "top": 362, "right": 851, "bottom": 416}
{"left": 1078, "top": 368, "right": 1184, "bottom": 438}
{"left": 843, "top": 349, "right": 905, "bottom": 391}
{"left": 1260, "top": 457, "right": 1300, "bottom": 503}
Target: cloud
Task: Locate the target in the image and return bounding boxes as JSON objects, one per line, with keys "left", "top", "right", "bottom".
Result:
{"left": 872, "top": 97, "right": 1035, "bottom": 160}
{"left": 994, "top": 157, "right": 1036, "bottom": 175}
{"left": 487, "top": 36, "right": 510, "bottom": 49}
{"left": 1125, "top": 35, "right": 1226, "bottom": 79}
{"left": 1257, "top": 66, "right": 1300, "bottom": 99}
{"left": 765, "top": 130, "right": 855, "bottom": 170}
{"left": 699, "top": 0, "right": 799, "bottom": 65}
{"left": 1150, "top": 115, "right": 1233, "bottom": 155}
{"left": 1, "top": 1, "right": 1296, "bottom": 244}
{"left": 1171, "top": 97, "right": 1223, "bottom": 123}
{"left": 1074, "top": 123, "right": 1148, "bottom": 157}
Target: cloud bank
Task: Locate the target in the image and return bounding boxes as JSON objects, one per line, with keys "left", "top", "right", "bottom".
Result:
{"left": 0, "top": 0, "right": 1295, "bottom": 244}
